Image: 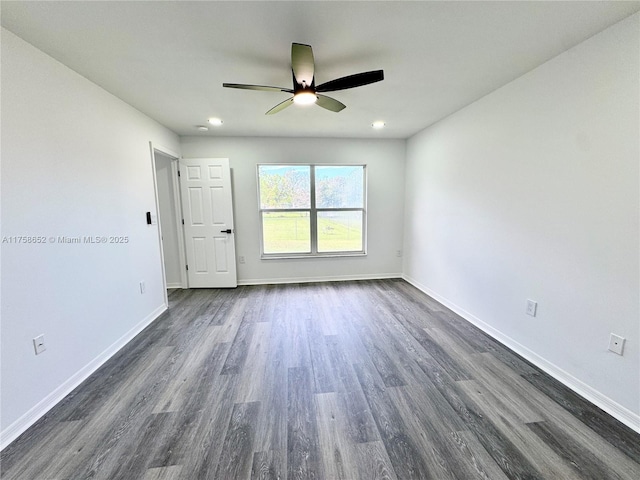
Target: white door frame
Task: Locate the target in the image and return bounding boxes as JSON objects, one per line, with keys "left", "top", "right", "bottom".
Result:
{"left": 149, "top": 143, "right": 188, "bottom": 303}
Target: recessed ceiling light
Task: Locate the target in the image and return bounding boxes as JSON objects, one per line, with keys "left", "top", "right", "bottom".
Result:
{"left": 208, "top": 117, "right": 223, "bottom": 126}
{"left": 196, "top": 125, "right": 209, "bottom": 131}
{"left": 372, "top": 121, "right": 385, "bottom": 129}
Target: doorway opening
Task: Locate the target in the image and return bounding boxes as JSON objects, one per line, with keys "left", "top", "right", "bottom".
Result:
{"left": 151, "top": 145, "right": 187, "bottom": 303}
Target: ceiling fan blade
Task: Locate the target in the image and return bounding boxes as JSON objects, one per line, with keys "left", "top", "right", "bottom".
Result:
{"left": 316, "top": 94, "right": 346, "bottom": 113}
{"left": 223, "top": 83, "right": 293, "bottom": 93}
{"left": 291, "top": 43, "right": 315, "bottom": 86}
{"left": 265, "top": 97, "right": 294, "bottom": 115}
{"left": 316, "top": 70, "right": 384, "bottom": 92}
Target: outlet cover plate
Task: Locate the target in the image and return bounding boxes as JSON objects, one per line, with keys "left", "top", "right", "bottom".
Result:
{"left": 608, "top": 334, "right": 625, "bottom": 355}
{"left": 526, "top": 299, "right": 537, "bottom": 317}
{"left": 33, "top": 334, "right": 46, "bottom": 355}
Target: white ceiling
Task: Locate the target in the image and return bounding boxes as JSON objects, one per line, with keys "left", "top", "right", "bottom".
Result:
{"left": 2, "top": 1, "right": 639, "bottom": 139}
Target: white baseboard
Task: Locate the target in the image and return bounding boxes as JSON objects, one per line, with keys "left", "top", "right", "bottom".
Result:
{"left": 402, "top": 275, "right": 640, "bottom": 434}
{"left": 166, "top": 282, "right": 182, "bottom": 289}
{"left": 238, "top": 272, "right": 402, "bottom": 286}
{"left": 0, "top": 304, "right": 168, "bottom": 451}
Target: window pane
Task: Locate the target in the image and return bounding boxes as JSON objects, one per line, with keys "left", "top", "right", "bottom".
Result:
{"left": 317, "top": 211, "right": 363, "bottom": 252}
{"left": 259, "top": 165, "right": 310, "bottom": 209}
{"left": 262, "top": 211, "right": 310, "bottom": 254}
{"left": 315, "top": 166, "right": 364, "bottom": 208}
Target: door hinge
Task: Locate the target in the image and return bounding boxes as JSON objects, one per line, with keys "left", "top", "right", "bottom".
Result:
{"left": 177, "top": 169, "right": 181, "bottom": 177}
{"left": 185, "top": 264, "right": 189, "bottom": 271}
{"left": 182, "top": 219, "right": 184, "bottom": 225}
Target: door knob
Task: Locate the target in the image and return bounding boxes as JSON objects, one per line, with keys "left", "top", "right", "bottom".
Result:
{"left": 220, "top": 229, "right": 232, "bottom": 234}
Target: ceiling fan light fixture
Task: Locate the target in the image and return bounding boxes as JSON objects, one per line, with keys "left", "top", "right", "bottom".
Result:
{"left": 223, "top": 43, "right": 383, "bottom": 115}
{"left": 293, "top": 91, "right": 317, "bottom": 105}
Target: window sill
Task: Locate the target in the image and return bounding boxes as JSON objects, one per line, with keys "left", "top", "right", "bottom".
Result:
{"left": 261, "top": 252, "right": 367, "bottom": 260}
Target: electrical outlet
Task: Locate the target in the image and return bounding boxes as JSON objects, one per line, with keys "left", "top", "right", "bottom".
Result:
{"left": 526, "top": 299, "right": 537, "bottom": 317}
{"left": 608, "top": 334, "right": 625, "bottom": 355}
{"left": 33, "top": 334, "right": 46, "bottom": 355}
{"left": 396, "top": 250, "right": 403, "bottom": 258}
{"left": 238, "top": 256, "right": 245, "bottom": 264}
{"left": 140, "top": 281, "right": 146, "bottom": 294}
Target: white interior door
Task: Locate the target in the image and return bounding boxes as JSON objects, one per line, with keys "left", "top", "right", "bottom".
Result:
{"left": 179, "top": 158, "right": 237, "bottom": 288}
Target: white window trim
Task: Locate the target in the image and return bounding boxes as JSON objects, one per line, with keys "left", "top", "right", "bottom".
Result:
{"left": 257, "top": 164, "right": 367, "bottom": 259}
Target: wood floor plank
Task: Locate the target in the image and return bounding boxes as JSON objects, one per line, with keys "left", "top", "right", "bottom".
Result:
{"left": 58, "top": 320, "right": 170, "bottom": 421}
{"left": 350, "top": 312, "right": 408, "bottom": 388}
{"left": 527, "top": 420, "right": 622, "bottom": 480}
{"left": 306, "top": 314, "right": 337, "bottom": 394}
{"left": 434, "top": 309, "right": 541, "bottom": 377}
{"left": 390, "top": 279, "right": 540, "bottom": 376}
{"left": 3, "top": 345, "right": 176, "bottom": 480}
{"left": 210, "top": 295, "right": 249, "bottom": 342}
{"left": 251, "top": 324, "right": 288, "bottom": 458}
{"left": 70, "top": 346, "right": 184, "bottom": 480}
{"left": 152, "top": 325, "right": 226, "bottom": 414}
{"left": 315, "top": 392, "right": 360, "bottom": 480}
{"left": 287, "top": 366, "right": 324, "bottom": 479}
{"left": 414, "top": 360, "right": 547, "bottom": 480}
{"left": 355, "top": 286, "right": 472, "bottom": 382}
{"left": 388, "top": 381, "right": 498, "bottom": 479}
{"left": 241, "top": 284, "right": 267, "bottom": 323}
{"left": 324, "top": 335, "right": 380, "bottom": 444}
{"left": 220, "top": 317, "right": 257, "bottom": 375}
{"left": 0, "top": 419, "right": 85, "bottom": 480}
{"left": 214, "top": 401, "right": 261, "bottom": 479}
{"left": 448, "top": 430, "right": 511, "bottom": 480}
{"left": 3, "top": 280, "right": 638, "bottom": 480}
{"left": 251, "top": 450, "right": 285, "bottom": 480}
{"left": 522, "top": 371, "right": 640, "bottom": 462}
{"left": 143, "top": 464, "right": 183, "bottom": 480}
{"left": 352, "top": 441, "right": 398, "bottom": 480}
{"left": 173, "top": 371, "right": 237, "bottom": 479}
{"left": 146, "top": 341, "right": 232, "bottom": 470}
{"left": 285, "top": 305, "right": 313, "bottom": 369}
{"left": 479, "top": 351, "right": 640, "bottom": 476}
{"left": 312, "top": 287, "right": 341, "bottom": 336}
{"left": 106, "top": 411, "right": 178, "bottom": 479}
{"left": 458, "top": 379, "right": 582, "bottom": 479}
{"left": 355, "top": 302, "right": 445, "bottom": 389}
{"left": 256, "top": 283, "right": 286, "bottom": 324}
{"left": 384, "top": 386, "right": 458, "bottom": 480}
{"left": 427, "top": 328, "right": 546, "bottom": 424}
{"left": 234, "top": 321, "right": 273, "bottom": 403}
{"left": 161, "top": 289, "right": 224, "bottom": 346}
{"left": 209, "top": 286, "right": 245, "bottom": 326}
{"left": 353, "top": 362, "right": 433, "bottom": 479}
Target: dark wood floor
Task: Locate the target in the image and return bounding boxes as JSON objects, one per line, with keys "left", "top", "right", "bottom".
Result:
{"left": 2, "top": 279, "right": 639, "bottom": 479}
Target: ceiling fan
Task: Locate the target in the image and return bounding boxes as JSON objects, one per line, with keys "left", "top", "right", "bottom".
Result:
{"left": 223, "top": 43, "right": 384, "bottom": 115}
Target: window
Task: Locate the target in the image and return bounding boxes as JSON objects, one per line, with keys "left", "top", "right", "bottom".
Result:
{"left": 258, "top": 164, "right": 366, "bottom": 257}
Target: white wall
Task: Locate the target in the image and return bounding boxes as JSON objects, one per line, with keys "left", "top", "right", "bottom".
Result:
{"left": 180, "top": 136, "right": 405, "bottom": 284}
{"left": 0, "top": 29, "right": 181, "bottom": 446}
{"left": 154, "top": 152, "right": 183, "bottom": 288}
{"left": 403, "top": 14, "right": 639, "bottom": 429}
